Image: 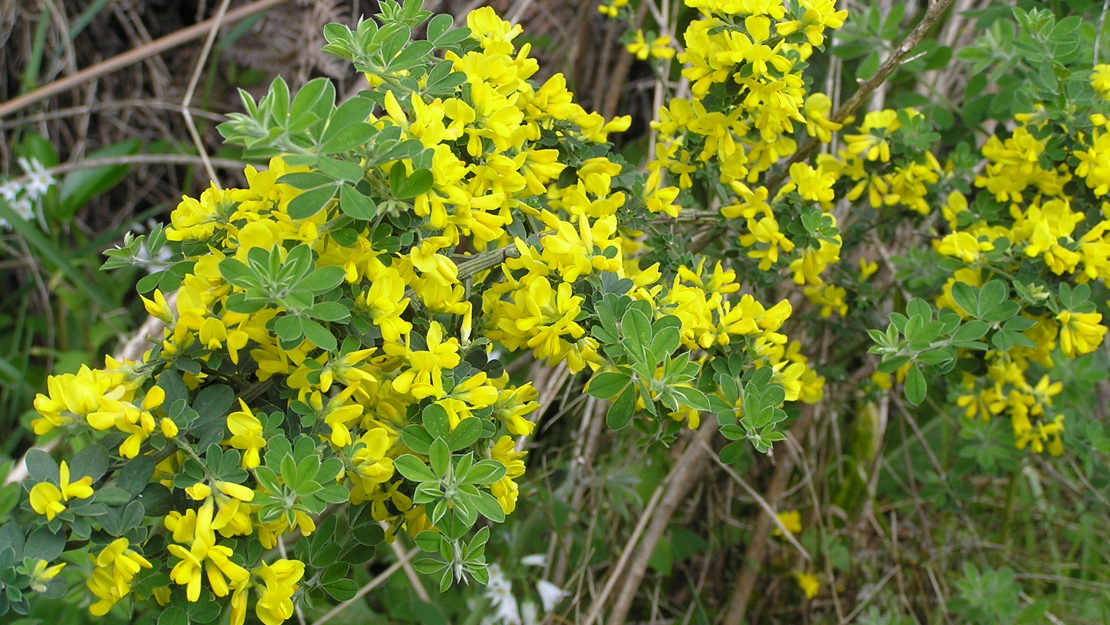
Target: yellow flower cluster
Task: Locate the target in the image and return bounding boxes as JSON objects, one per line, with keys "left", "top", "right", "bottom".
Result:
{"left": 21, "top": 3, "right": 843, "bottom": 621}
{"left": 840, "top": 107, "right": 1110, "bottom": 455}
{"left": 638, "top": 0, "right": 849, "bottom": 331}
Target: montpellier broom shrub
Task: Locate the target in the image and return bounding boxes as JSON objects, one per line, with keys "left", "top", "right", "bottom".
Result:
{"left": 3, "top": 0, "right": 1109, "bottom": 622}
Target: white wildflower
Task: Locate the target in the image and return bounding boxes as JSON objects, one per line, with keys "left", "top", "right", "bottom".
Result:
{"left": 0, "top": 181, "right": 19, "bottom": 203}
{"left": 520, "top": 554, "right": 547, "bottom": 568}
{"left": 535, "top": 579, "right": 569, "bottom": 612}
{"left": 17, "top": 157, "right": 54, "bottom": 201}
{"left": 482, "top": 564, "right": 521, "bottom": 625}
{"left": 521, "top": 600, "right": 539, "bottom": 625}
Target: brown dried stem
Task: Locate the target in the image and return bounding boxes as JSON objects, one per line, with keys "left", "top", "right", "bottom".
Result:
{"left": 0, "top": 0, "right": 292, "bottom": 118}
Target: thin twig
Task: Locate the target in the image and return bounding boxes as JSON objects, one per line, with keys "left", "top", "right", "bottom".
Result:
{"left": 312, "top": 547, "right": 420, "bottom": 625}
{"left": 4, "top": 154, "right": 246, "bottom": 187}
{"left": 720, "top": 413, "right": 816, "bottom": 625}
{"left": 592, "top": 421, "right": 717, "bottom": 625}
{"left": 1097, "top": 0, "right": 1110, "bottom": 65}
{"left": 764, "top": 0, "right": 957, "bottom": 192}
{"left": 181, "top": 0, "right": 232, "bottom": 187}
{"left": 385, "top": 524, "right": 431, "bottom": 603}
{"left": 580, "top": 471, "right": 668, "bottom": 625}
{"left": 0, "top": 100, "right": 226, "bottom": 130}
{"left": 702, "top": 439, "right": 812, "bottom": 562}
{"left": 0, "top": 0, "right": 292, "bottom": 118}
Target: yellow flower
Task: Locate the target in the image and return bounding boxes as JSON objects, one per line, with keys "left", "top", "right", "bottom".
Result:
{"left": 740, "top": 215, "right": 795, "bottom": 270}
{"left": 387, "top": 321, "right": 461, "bottom": 399}
{"left": 167, "top": 499, "right": 250, "bottom": 601}
{"left": 492, "top": 382, "right": 539, "bottom": 436}
{"left": 774, "top": 510, "right": 802, "bottom": 536}
{"left": 1056, "top": 310, "right": 1107, "bottom": 357}
{"left": 786, "top": 162, "right": 836, "bottom": 204}
{"left": 253, "top": 559, "right": 305, "bottom": 625}
{"left": 793, "top": 570, "right": 820, "bottom": 599}
{"left": 491, "top": 435, "right": 526, "bottom": 479}
{"left": 1092, "top": 63, "right": 1110, "bottom": 99}
{"left": 859, "top": 258, "right": 878, "bottom": 280}
{"left": 436, "top": 372, "right": 500, "bottom": 429}
{"left": 843, "top": 109, "right": 900, "bottom": 162}
{"left": 226, "top": 398, "right": 266, "bottom": 469}
{"left": 627, "top": 31, "right": 675, "bottom": 60}
{"left": 29, "top": 460, "right": 94, "bottom": 521}
{"left": 140, "top": 289, "right": 175, "bottom": 324}
{"left": 27, "top": 559, "right": 66, "bottom": 592}
{"left": 86, "top": 538, "right": 152, "bottom": 615}
{"left": 360, "top": 266, "right": 412, "bottom": 342}
{"left": 348, "top": 427, "right": 396, "bottom": 486}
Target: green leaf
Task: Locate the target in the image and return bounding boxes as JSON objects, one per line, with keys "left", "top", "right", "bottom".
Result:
{"left": 299, "top": 266, "right": 346, "bottom": 293}
{"left": 429, "top": 438, "right": 450, "bottom": 478}
{"left": 422, "top": 404, "right": 451, "bottom": 439}
{"left": 194, "top": 384, "right": 235, "bottom": 423}
{"left": 307, "top": 301, "right": 349, "bottom": 322}
{"left": 218, "top": 258, "right": 255, "bottom": 288}
{"left": 301, "top": 318, "right": 337, "bottom": 351}
{"left": 413, "top": 557, "right": 447, "bottom": 575}
{"left": 393, "top": 168, "right": 434, "bottom": 199}
{"left": 321, "top": 122, "right": 378, "bottom": 154}
{"left": 273, "top": 314, "right": 304, "bottom": 342}
{"left": 415, "top": 530, "right": 442, "bottom": 553}
{"left": 401, "top": 425, "right": 433, "bottom": 455}
{"left": 620, "top": 308, "right": 651, "bottom": 362}
{"left": 116, "top": 455, "right": 156, "bottom": 495}
{"left": 952, "top": 320, "right": 989, "bottom": 343}
{"left": 465, "top": 460, "right": 506, "bottom": 485}
{"left": 325, "top": 97, "right": 376, "bottom": 140}
{"left": 322, "top": 579, "right": 359, "bottom": 601}
{"left": 673, "top": 386, "right": 710, "bottom": 412}
{"left": 649, "top": 325, "right": 681, "bottom": 363}
{"left": 339, "top": 184, "right": 377, "bottom": 220}
{"left": 426, "top": 13, "right": 453, "bottom": 42}
{"left": 59, "top": 140, "right": 141, "bottom": 217}
{"left": 25, "top": 449, "right": 58, "bottom": 483}
{"left": 474, "top": 490, "right": 506, "bottom": 522}
{"left": 905, "top": 364, "right": 926, "bottom": 406}
{"left": 606, "top": 386, "right": 637, "bottom": 430}
{"left": 395, "top": 454, "right": 437, "bottom": 482}
{"left": 158, "top": 606, "right": 189, "bottom": 625}
{"left": 277, "top": 172, "right": 333, "bottom": 189}
{"left": 977, "top": 280, "right": 1008, "bottom": 318}
{"left": 447, "top": 417, "right": 482, "bottom": 451}
{"left": 290, "top": 77, "right": 334, "bottom": 125}
{"left": 587, "top": 371, "right": 631, "bottom": 399}
{"left": 287, "top": 185, "right": 338, "bottom": 219}
{"left": 317, "top": 156, "right": 366, "bottom": 182}
{"left": 951, "top": 282, "right": 979, "bottom": 317}
{"left": 906, "top": 298, "right": 931, "bottom": 321}
{"left": 95, "top": 487, "right": 132, "bottom": 506}
{"left": 268, "top": 76, "right": 291, "bottom": 125}
{"left": 23, "top": 527, "right": 64, "bottom": 562}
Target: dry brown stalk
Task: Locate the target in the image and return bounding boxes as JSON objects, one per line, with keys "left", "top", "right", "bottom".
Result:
{"left": 584, "top": 420, "right": 717, "bottom": 625}
{"left": 0, "top": 0, "right": 292, "bottom": 119}
{"left": 721, "top": 413, "right": 816, "bottom": 625}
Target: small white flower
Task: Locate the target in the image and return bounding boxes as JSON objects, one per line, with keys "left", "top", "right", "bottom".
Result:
{"left": 535, "top": 579, "right": 569, "bottom": 612}
{"left": 521, "top": 600, "right": 539, "bottom": 625}
{"left": 17, "top": 157, "right": 54, "bottom": 201}
{"left": 10, "top": 196, "right": 34, "bottom": 220}
{"left": 484, "top": 564, "right": 521, "bottom": 625}
{"left": 0, "top": 181, "right": 19, "bottom": 202}
{"left": 520, "top": 554, "right": 547, "bottom": 568}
